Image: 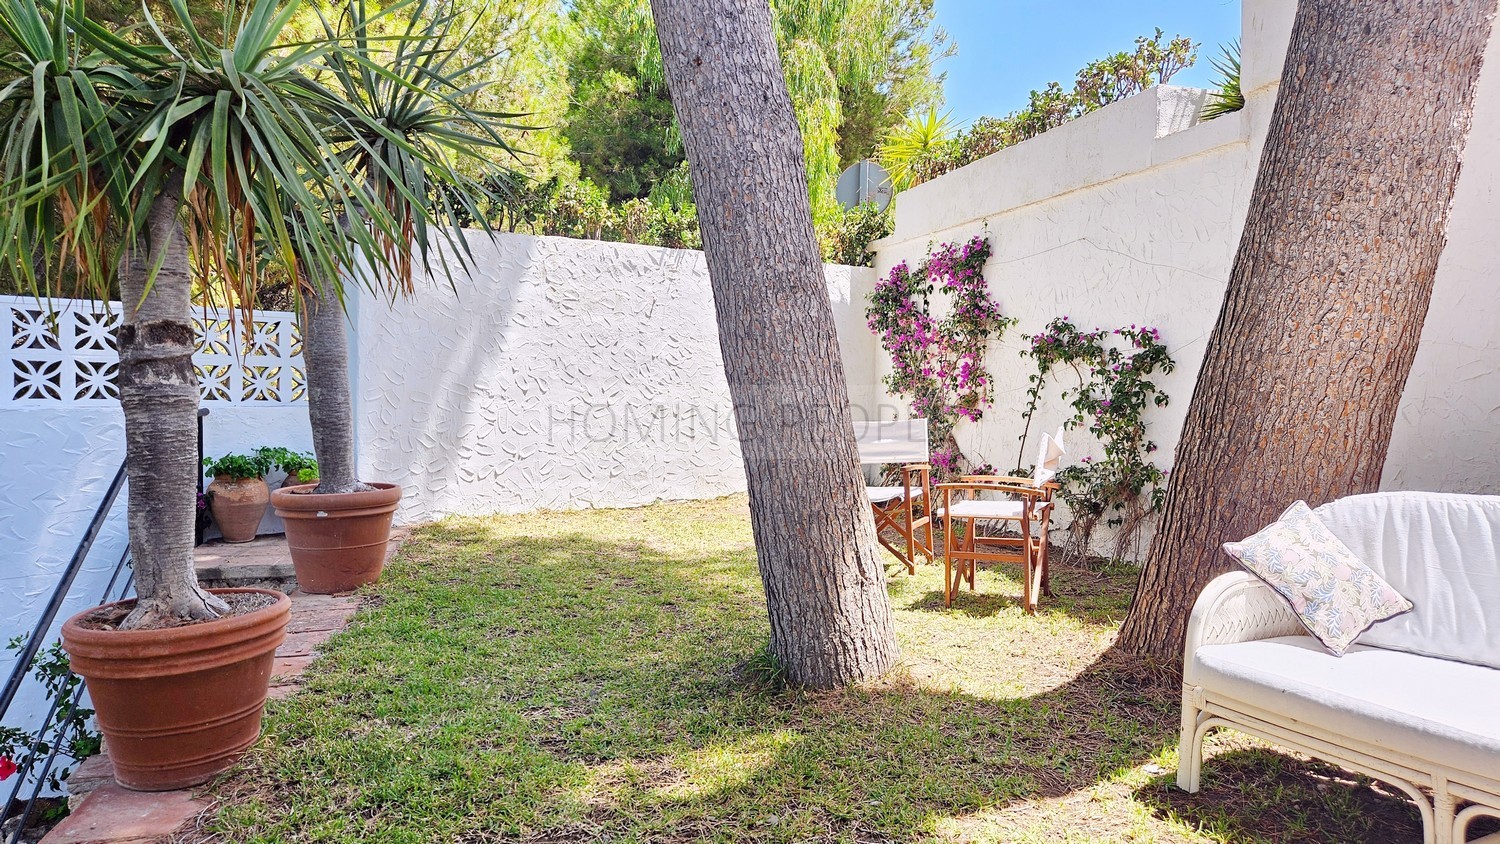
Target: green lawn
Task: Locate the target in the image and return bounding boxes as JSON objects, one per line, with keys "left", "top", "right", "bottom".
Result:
{"left": 189, "top": 497, "right": 1425, "bottom": 843}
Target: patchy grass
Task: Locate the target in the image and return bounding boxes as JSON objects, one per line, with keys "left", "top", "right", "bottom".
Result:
{"left": 185, "top": 496, "right": 1429, "bottom": 843}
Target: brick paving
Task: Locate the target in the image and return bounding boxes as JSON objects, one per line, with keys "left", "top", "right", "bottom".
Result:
{"left": 192, "top": 536, "right": 297, "bottom": 582}
{"left": 42, "top": 785, "right": 209, "bottom": 844}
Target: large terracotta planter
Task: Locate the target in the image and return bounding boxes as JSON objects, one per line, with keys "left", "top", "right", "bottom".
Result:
{"left": 206, "top": 475, "right": 269, "bottom": 543}
{"left": 60, "top": 588, "right": 290, "bottom": 791}
{"left": 271, "top": 483, "right": 402, "bottom": 594}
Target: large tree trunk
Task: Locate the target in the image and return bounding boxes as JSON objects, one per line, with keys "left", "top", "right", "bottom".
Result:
{"left": 651, "top": 0, "right": 897, "bottom": 688}
{"left": 117, "top": 176, "right": 229, "bottom": 629}
{"left": 299, "top": 275, "right": 367, "bottom": 495}
{"left": 1116, "top": 0, "right": 1496, "bottom": 662}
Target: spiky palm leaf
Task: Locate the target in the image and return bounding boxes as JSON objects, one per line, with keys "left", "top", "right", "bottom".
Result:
{"left": 0, "top": 0, "right": 131, "bottom": 296}
{"left": 0, "top": 0, "right": 503, "bottom": 310}
{"left": 1201, "top": 41, "right": 1243, "bottom": 121}
{"left": 311, "top": 0, "right": 529, "bottom": 297}
{"left": 877, "top": 107, "right": 955, "bottom": 189}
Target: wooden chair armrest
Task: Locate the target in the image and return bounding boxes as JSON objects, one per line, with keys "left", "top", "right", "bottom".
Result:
{"left": 983, "top": 483, "right": 1048, "bottom": 499}
{"left": 959, "top": 474, "right": 1035, "bottom": 485}
{"left": 959, "top": 475, "right": 1060, "bottom": 497}
{"left": 936, "top": 481, "right": 1044, "bottom": 498}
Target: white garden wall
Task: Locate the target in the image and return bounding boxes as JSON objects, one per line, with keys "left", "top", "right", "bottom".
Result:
{"left": 348, "top": 232, "right": 879, "bottom": 523}
{"left": 3, "top": 241, "right": 878, "bottom": 659}
{"left": 867, "top": 0, "right": 1500, "bottom": 552}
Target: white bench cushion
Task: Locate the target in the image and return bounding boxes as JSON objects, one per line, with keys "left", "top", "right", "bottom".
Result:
{"left": 1193, "top": 636, "right": 1500, "bottom": 776}
{"left": 1315, "top": 492, "right": 1500, "bottom": 670}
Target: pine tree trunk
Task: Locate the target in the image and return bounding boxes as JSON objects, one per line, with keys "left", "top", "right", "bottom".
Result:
{"left": 651, "top": 0, "right": 898, "bottom": 688}
{"left": 117, "top": 175, "right": 229, "bottom": 629}
{"left": 299, "top": 275, "right": 366, "bottom": 495}
{"left": 1116, "top": 0, "right": 1496, "bottom": 662}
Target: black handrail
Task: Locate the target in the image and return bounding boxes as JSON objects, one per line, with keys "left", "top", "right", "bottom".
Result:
{"left": 2, "top": 547, "right": 133, "bottom": 844}
{"left": 0, "top": 461, "right": 125, "bottom": 721}
{"left": 198, "top": 407, "right": 209, "bottom": 493}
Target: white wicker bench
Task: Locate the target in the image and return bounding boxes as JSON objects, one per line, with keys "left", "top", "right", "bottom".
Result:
{"left": 1178, "top": 492, "right": 1500, "bottom": 844}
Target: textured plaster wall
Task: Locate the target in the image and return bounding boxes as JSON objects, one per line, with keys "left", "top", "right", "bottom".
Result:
{"left": 351, "top": 232, "right": 878, "bottom": 524}
{"left": 867, "top": 0, "right": 1500, "bottom": 555}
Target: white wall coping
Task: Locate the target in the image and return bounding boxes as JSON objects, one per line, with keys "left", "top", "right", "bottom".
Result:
{"left": 877, "top": 86, "right": 1251, "bottom": 250}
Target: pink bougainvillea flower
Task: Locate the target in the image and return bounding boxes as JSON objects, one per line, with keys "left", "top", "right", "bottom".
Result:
{"left": 0, "top": 756, "right": 18, "bottom": 781}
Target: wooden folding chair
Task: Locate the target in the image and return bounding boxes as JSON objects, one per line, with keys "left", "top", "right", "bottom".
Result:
{"left": 854, "top": 419, "right": 934, "bottom": 574}
{"left": 935, "top": 476, "right": 1058, "bottom": 612}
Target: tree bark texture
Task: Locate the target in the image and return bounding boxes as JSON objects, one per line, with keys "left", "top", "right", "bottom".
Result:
{"left": 117, "top": 175, "right": 230, "bottom": 629}
{"left": 1117, "top": 0, "right": 1496, "bottom": 662}
{"left": 300, "top": 274, "right": 368, "bottom": 494}
{"left": 651, "top": 0, "right": 898, "bottom": 688}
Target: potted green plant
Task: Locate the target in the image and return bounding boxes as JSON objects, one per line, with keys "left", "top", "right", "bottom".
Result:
{"left": 272, "top": 0, "right": 520, "bottom": 595}
{"left": 203, "top": 453, "right": 274, "bottom": 543}
{"left": 254, "top": 446, "right": 320, "bottom": 488}
{"left": 0, "top": 0, "right": 414, "bottom": 791}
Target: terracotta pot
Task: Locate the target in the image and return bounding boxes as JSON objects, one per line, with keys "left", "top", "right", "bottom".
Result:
{"left": 271, "top": 483, "right": 402, "bottom": 594}
{"left": 207, "top": 476, "right": 269, "bottom": 543}
{"left": 279, "top": 475, "right": 319, "bottom": 489}
{"left": 60, "top": 588, "right": 290, "bottom": 791}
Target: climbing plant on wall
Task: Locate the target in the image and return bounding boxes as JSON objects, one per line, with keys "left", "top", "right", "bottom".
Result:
{"left": 1020, "top": 317, "right": 1175, "bottom": 559}
{"left": 866, "top": 235, "right": 1013, "bottom": 480}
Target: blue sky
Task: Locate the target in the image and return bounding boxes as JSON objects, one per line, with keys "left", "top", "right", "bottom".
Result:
{"left": 931, "top": 0, "right": 1243, "bottom": 126}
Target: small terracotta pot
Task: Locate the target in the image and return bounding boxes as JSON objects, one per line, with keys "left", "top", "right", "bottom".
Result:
{"left": 279, "top": 475, "right": 319, "bottom": 489}
{"left": 271, "top": 483, "right": 402, "bottom": 594}
{"left": 207, "top": 476, "right": 269, "bottom": 543}
{"left": 61, "top": 588, "right": 290, "bottom": 791}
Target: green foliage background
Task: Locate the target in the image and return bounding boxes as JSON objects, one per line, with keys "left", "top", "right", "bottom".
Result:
{"left": 17, "top": 3, "right": 1202, "bottom": 285}
{"left": 560, "top": 0, "right": 950, "bottom": 252}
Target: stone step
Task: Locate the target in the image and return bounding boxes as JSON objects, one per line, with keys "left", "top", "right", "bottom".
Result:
{"left": 43, "top": 785, "right": 208, "bottom": 844}
{"left": 193, "top": 535, "right": 296, "bottom": 582}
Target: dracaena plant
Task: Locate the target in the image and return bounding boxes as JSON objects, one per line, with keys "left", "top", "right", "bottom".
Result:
{"left": 0, "top": 0, "right": 500, "bottom": 628}
{"left": 292, "top": 0, "right": 525, "bottom": 498}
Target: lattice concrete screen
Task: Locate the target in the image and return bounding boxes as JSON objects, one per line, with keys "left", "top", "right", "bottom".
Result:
{"left": 2, "top": 296, "right": 305, "bottom": 407}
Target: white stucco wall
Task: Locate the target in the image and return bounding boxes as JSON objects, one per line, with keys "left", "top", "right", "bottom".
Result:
{"left": 867, "top": 0, "right": 1500, "bottom": 550}
{"left": 349, "top": 231, "right": 878, "bottom": 523}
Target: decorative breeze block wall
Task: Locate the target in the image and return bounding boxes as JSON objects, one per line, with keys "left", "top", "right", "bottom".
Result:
{"left": 2, "top": 296, "right": 305, "bottom": 407}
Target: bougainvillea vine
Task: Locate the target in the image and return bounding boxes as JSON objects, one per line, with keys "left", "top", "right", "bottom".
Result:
{"left": 866, "top": 235, "right": 1013, "bottom": 480}
{"left": 1020, "top": 317, "right": 1175, "bottom": 558}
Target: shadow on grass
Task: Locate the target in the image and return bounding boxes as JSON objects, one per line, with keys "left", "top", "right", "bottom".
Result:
{"left": 900, "top": 557, "right": 1141, "bottom": 626}
{"left": 185, "top": 510, "right": 1444, "bottom": 844}
{"left": 1135, "top": 748, "right": 1424, "bottom": 843}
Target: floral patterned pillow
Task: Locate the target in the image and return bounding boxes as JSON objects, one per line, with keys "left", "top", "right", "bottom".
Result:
{"left": 1223, "top": 501, "right": 1412, "bottom": 656}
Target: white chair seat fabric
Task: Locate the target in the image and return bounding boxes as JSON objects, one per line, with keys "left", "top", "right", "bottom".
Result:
{"left": 934, "top": 499, "right": 1050, "bottom": 520}
{"left": 1192, "top": 636, "right": 1500, "bottom": 776}
{"left": 867, "top": 486, "right": 925, "bottom": 505}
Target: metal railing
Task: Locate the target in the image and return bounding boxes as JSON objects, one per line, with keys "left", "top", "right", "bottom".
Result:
{"left": 0, "top": 458, "right": 130, "bottom": 843}
{"left": 2, "top": 548, "right": 133, "bottom": 844}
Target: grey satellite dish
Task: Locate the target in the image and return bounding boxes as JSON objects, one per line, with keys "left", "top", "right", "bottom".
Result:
{"left": 836, "top": 160, "right": 894, "bottom": 212}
